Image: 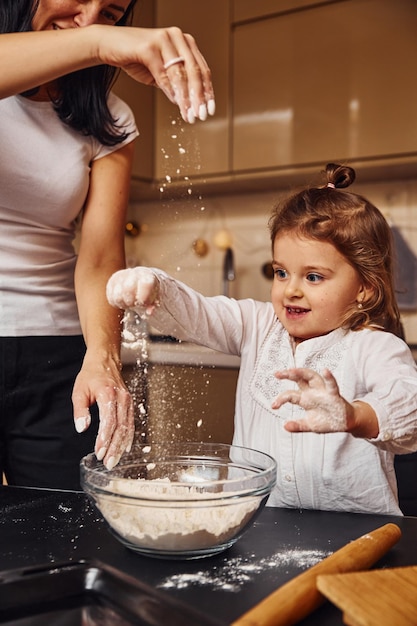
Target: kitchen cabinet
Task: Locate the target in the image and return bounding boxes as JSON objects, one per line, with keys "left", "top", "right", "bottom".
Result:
{"left": 114, "top": 0, "right": 230, "bottom": 193}
{"left": 113, "top": 2, "right": 155, "bottom": 184}
{"left": 233, "top": 0, "right": 335, "bottom": 23}
{"left": 154, "top": 0, "right": 230, "bottom": 181}
{"left": 232, "top": 0, "right": 417, "bottom": 173}
{"left": 123, "top": 361, "right": 238, "bottom": 445}
{"left": 116, "top": 0, "right": 417, "bottom": 197}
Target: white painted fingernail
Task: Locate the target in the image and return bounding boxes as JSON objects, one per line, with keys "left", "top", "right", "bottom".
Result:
{"left": 198, "top": 103, "right": 207, "bottom": 121}
{"left": 208, "top": 99, "right": 216, "bottom": 116}
{"left": 96, "top": 447, "right": 107, "bottom": 461}
{"left": 105, "top": 456, "right": 117, "bottom": 471}
{"left": 75, "top": 417, "right": 87, "bottom": 433}
{"left": 187, "top": 107, "right": 195, "bottom": 124}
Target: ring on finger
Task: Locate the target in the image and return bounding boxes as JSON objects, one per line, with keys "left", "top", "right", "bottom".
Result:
{"left": 163, "top": 56, "right": 185, "bottom": 70}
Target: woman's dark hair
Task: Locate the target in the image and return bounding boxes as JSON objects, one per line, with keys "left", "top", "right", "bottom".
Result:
{"left": 269, "top": 163, "right": 403, "bottom": 338}
{"left": 0, "top": 0, "right": 36, "bottom": 31}
{"left": 1, "top": 0, "right": 138, "bottom": 145}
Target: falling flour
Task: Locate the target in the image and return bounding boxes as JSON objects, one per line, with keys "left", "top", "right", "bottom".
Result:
{"left": 97, "top": 478, "right": 260, "bottom": 552}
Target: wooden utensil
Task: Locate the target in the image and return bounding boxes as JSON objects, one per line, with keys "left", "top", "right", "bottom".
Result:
{"left": 231, "top": 523, "right": 401, "bottom": 626}
{"left": 317, "top": 565, "right": 417, "bottom": 626}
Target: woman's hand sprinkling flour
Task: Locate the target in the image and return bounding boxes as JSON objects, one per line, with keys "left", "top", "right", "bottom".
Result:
{"left": 107, "top": 268, "right": 160, "bottom": 316}
{"left": 271, "top": 368, "right": 377, "bottom": 436}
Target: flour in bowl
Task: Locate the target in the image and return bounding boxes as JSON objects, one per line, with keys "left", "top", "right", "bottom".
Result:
{"left": 96, "top": 478, "right": 260, "bottom": 552}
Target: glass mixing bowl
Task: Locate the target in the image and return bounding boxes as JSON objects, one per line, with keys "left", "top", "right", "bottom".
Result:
{"left": 80, "top": 442, "right": 277, "bottom": 560}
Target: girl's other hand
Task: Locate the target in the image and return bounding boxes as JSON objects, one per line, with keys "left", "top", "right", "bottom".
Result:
{"left": 272, "top": 367, "right": 354, "bottom": 433}
{"left": 107, "top": 267, "right": 159, "bottom": 315}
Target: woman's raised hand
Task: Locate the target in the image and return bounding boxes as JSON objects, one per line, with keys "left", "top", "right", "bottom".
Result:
{"left": 0, "top": 25, "right": 214, "bottom": 124}
{"left": 107, "top": 267, "right": 160, "bottom": 315}
{"left": 97, "top": 25, "right": 215, "bottom": 124}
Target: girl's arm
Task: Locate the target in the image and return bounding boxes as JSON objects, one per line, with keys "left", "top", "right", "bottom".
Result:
{"left": 106, "top": 266, "right": 246, "bottom": 355}
{"left": 73, "top": 141, "right": 135, "bottom": 471}
{"left": 0, "top": 25, "right": 214, "bottom": 122}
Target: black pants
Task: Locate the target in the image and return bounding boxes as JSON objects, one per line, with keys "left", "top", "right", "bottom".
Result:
{"left": 0, "top": 336, "right": 98, "bottom": 490}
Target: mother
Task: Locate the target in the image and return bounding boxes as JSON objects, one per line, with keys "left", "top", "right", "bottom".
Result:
{"left": 0, "top": 0, "right": 214, "bottom": 489}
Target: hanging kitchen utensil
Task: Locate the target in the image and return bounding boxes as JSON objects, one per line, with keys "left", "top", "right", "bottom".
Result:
{"left": 192, "top": 238, "right": 209, "bottom": 257}
{"left": 125, "top": 221, "right": 141, "bottom": 238}
{"left": 391, "top": 224, "right": 417, "bottom": 309}
{"left": 214, "top": 229, "right": 233, "bottom": 250}
{"left": 261, "top": 262, "right": 274, "bottom": 280}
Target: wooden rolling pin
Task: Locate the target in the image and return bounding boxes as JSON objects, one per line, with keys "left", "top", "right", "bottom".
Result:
{"left": 231, "top": 522, "right": 401, "bottom": 626}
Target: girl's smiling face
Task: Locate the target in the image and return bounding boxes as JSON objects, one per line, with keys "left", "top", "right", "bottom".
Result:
{"left": 271, "top": 232, "right": 366, "bottom": 343}
{"left": 32, "top": 0, "right": 131, "bottom": 30}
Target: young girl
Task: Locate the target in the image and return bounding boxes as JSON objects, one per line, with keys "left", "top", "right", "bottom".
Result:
{"left": 107, "top": 163, "right": 417, "bottom": 515}
{"left": 0, "top": 0, "right": 214, "bottom": 488}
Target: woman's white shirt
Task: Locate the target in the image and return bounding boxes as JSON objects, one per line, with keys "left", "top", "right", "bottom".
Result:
{"left": 0, "top": 92, "right": 138, "bottom": 335}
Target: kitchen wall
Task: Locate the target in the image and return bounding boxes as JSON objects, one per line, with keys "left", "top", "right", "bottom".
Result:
{"left": 125, "top": 170, "right": 417, "bottom": 344}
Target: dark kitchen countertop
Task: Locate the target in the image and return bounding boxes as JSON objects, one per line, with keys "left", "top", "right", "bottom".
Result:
{"left": 1, "top": 485, "right": 417, "bottom": 625}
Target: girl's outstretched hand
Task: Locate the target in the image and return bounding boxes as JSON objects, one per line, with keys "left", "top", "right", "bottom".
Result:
{"left": 271, "top": 367, "right": 355, "bottom": 433}
{"left": 106, "top": 267, "right": 160, "bottom": 315}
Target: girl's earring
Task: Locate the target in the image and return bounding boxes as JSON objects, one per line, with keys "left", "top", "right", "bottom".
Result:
{"left": 357, "top": 301, "right": 363, "bottom": 309}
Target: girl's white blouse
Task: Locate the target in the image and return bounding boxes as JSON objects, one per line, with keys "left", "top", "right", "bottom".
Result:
{"left": 147, "top": 269, "right": 417, "bottom": 515}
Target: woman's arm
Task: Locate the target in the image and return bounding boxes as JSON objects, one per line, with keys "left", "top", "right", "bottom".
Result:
{"left": 0, "top": 25, "right": 214, "bottom": 122}
{"left": 0, "top": 29, "right": 101, "bottom": 97}
{"left": 73, "top": 141, "right": 135, "bottom": 470}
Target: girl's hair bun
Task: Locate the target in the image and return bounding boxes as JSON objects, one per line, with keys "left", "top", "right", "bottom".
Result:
{"left": 325, "top": 163, "right": 356, "bottom": 189}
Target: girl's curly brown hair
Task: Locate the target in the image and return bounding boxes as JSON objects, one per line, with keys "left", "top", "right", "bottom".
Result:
{"left": 269, "top": 163, "right": 402, "bottom": 337}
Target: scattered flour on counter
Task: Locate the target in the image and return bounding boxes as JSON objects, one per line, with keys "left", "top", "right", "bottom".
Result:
{"left": 97, "top": 478, "right": 260, "bottom": 551}
{"left": 158, "top": 547, "right": 333, "bottom": 592}
{"left": 58, "top": 503, "right": 72, "bottom": 513}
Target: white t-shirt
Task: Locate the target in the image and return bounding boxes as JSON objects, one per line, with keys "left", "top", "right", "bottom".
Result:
{"left": 0, "top": 92, "right": 138, "bottom": 336}
{"left": 145, "top": 269, "right": 417, "bottom": 515}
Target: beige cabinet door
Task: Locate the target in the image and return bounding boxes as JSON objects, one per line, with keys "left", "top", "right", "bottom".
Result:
{"left": 233, "top": 0, "right": 333, "bottom": 23}
{"left": 113, "top": 2, "right": 155, "bottom": 182}
{"left": 124, "top": 363, "right": 237, "bottom": 445}
{"left": 154, "top": 0, "right": 230, "bottom": 180}
{"left": 232, "top": 0, "right": 417, "bottom": 171}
